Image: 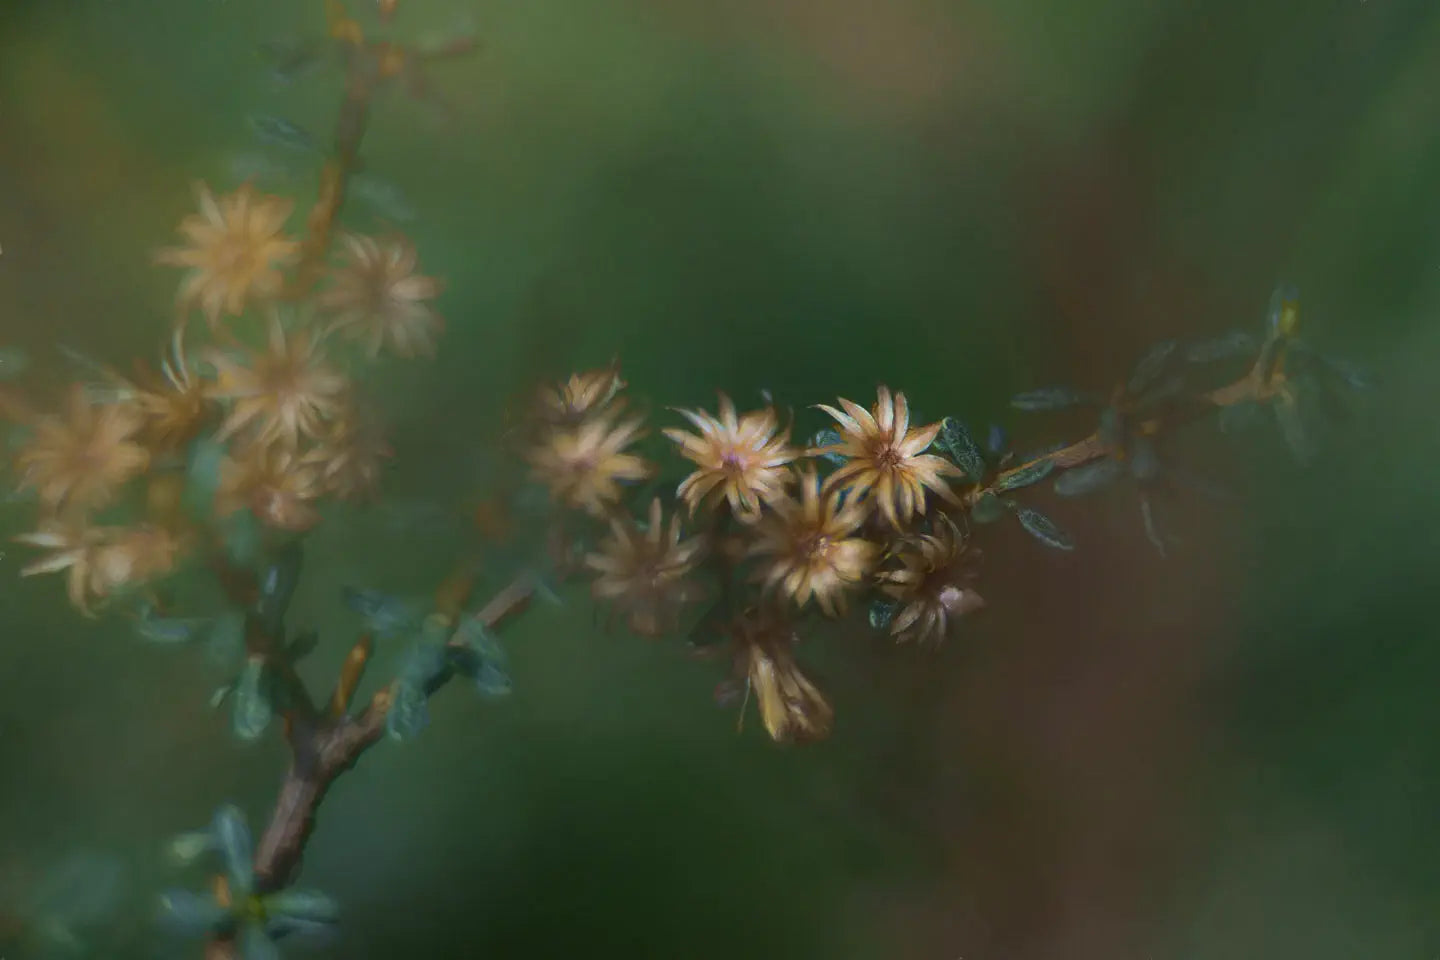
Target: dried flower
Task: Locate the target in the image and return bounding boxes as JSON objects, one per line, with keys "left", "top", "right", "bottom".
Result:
{"left": 584, "top": 497, "right": 705, "bottom": 637}
{"left": 154, "top": 182, "right": 299, "bottom": 327}
{"left": 664, "top": 393, "right": 797, "bottom": 523}
{"left": 527, "top": 411, "right": 652, "bottom": 516}
{"left": 533, "top": 363, "right": 625, "bottom": 427}
{"left": 15, "top": 523, "right": 181, "bottom": 616}
{"left": 215, "top": 443, "right": 324, "bottom": 531}
{"left": 319, "top": 233, "right": 444, "bottom": 359}
{"left": 814, "top": 385, "right": 960, "bottom": 528}
{"left": 206, "top": 313, "right": 348, "bottom": 450}
{"left": 877, "top": 514, "right": 986, "bottom": 645}
{"left": 730, "top": 609, "right": 833, "bottom": 744}
{"left": 300, "top": 400, "right": 392, "bottom": 502}
{"left": 748, "top": 467, "right": 878, "bottom": 616}
{"left": 128, "top": 327, "right": 211, "bottom": 453}
{"left": 13, "top": 386, "right": 150, "bottom": 516}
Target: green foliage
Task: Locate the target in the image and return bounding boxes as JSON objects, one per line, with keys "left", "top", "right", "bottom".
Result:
{"left": 1014, "top": 507, "right": 1075, "bottom": 551}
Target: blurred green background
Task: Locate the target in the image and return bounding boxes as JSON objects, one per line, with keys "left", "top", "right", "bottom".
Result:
{"left": 1, "top": 0, "right": 1438, "bottom": 957}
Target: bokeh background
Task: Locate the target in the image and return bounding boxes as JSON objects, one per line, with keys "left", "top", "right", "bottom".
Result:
{"left": 2, "top": 0, "right": 1439, "bottom": 957}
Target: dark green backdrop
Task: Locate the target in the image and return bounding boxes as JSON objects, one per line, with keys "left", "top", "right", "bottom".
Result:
{"left": 1, "top": 0, "right": 1437, "bottom": 957}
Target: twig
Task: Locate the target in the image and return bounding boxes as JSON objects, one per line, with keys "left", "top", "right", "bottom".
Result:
{"left": 973, "top": 357, "right": 1282, "bottom": 503}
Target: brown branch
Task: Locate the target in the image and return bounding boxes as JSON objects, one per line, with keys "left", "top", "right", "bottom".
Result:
{"left": 254, "top": 571, "right": 537, "bottom": 884}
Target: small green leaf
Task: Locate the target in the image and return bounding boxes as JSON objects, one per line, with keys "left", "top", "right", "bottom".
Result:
{"left": 287, "top": 629, "right": 319, "bottom": 662}
{"left": 209, "top": 682, "right": 235, "bottom": 710}
{"left": 994, "top": 457, "right": 1055, "bottom": 492}
{"left": 211, "top": 805, "right": 254, "bottom": 895}
{"left": 166, "top": 830, "right": 217, "bottom": 868}
{"left": 1217, "top": 399, "right": 1262, "bottom": 434}
{"left": 449, "top": 618, "right": 513, "bottom": 698}
{"left": 1186, "top": 330, "right": 1255, "bottom": 363}
{"left": 937, "top": 417, "right": 986, "bottom": 481}
{"left": 809, "top": 428, "right": 847, "bottom": 466}
{"left": 868, "top": 599, "right": 898, "bottom": 631}
{"left": 1139, "top": 493, "right": 1168, "bottom": 558}
{"left": 970, "top": 491, "right": 1005, "bottom": 524}
{"left": 398, "top": 640, "right": 449, "bottom": 689}
{"left": 1053, "top": 457, "right": 1123, "bottom": 497}
{"left": 157, "top": 889, "right": 228, "bottom": 937}
{"left": 1098, "top": 406, "right": 1124, "bottom": 447}
{"left": 1016, "top": 508, "right": 1074, "bottom": 550}
{"left": 263, "top": 888, "right": 340, "bottom": 924}
{"left": 239, "top": 919, "right": 282, "bottom": 960}
{"left": 1127, "top": 339, "right": 1179, "bottom": 396}
{"left": 182, "top": 437, "right": 227, "bottom": 518}
{"left": 385, "top": 679, "right": 429, "bottom": 742}
{"left": 1128, "top": 436, "right": 1161, "bottom": 481}
{"left": 204, "top": 612, "right": 246, "bottom": 668}
{"left": 220, "top": 509, "right": 263, "bottom": 567}
{"left": 1272, "top": 388, "right": 1317, "bottom": 463}
{"left": 1010, "top": 386, "right": 1082, "bottom": 412}
{"left": 231, "top": 656, "right": 272, "bottom": 743}
{"left": 256, "top": 540, "right": 303, "bottom": 635}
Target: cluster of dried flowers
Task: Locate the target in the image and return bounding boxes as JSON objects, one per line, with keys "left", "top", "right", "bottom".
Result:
{"left": 2, "top": 177, "right": 991, "bottom": 746}
{"left": 522, "top": 371, "right": 993, "bottom": 743}
{"left": 5, "top": 182, "right": 443, "bottom": 615}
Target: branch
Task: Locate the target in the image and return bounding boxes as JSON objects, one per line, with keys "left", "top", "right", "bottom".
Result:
{"left": 256, "top": 571, "right": 537, "bottom": 885}
{"left": 975, "top": 359, "right": 1280, "bottom": 502}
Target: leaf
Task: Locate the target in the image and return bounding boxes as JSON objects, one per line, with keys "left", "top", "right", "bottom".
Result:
{"left": 1097, "top": 406, "right": 1124, "bottom": 447}
{"left": 263, "top": 888, "right": 340, "bottom": 924}
{"left": 205, "top": 612, "right": 246, "bottom": 668}
{"left": 287, "top": 629, "right": 319, "bottom": 662}
{"left": 231, "top": 656, "right": 273, "bottom": 743}
{"left": 1131, "top": 374, "right": 1186, "bottom": 411}
{"left": 809, "top": 428, "right": 847, "bottom": 466}
{"left": 1128, "top": 435, "right": 1161, "bottom": 481}
{"left": 256, "top": 541, "right": 303, "bottom": 634}
{"left": 994, "top": 457, "right": 1055, "bottom": 492}
{"left": 211, "top": 804, "right": 254, "bottom": 895}
{"left": 1139, "top": 492, "right": 1168, "bottom": 558}
{"left": 166, "top": 830, "right": 217, "bottom": 867}
{"left": 181, "top": 437, "right": 227, "bottom": 519}
{"left": 1217, "top": 399, "right": 1262, "bottom": 434}
{"left": 1010, "top": 386, "right": 1083, "bottom": 412}
{"left": 341, "top": 586, "right": 422, "bottom": 638}
{"left": 1292, "top": 341, "right": 1375, "bottom": 390}
{"left": 220, "top": 509, "right": 263, "bottom": 566}
{"left": 1053, "top": 457, "right": 1123, "bottom": 497}
{"left": 868, "top": 599, "right": 898, "bottom": 631}
{"left": 1016, "top": 508, "right": 1075, "bottom": 551}
{"left": 970, "top": 491, "right": 1006, "bottom": 524}
{"left": 986, "top": 423, "right": 1008, "bottom": 456}
{"left": 1127, "top": 339, "right": 1179, "bottom": 396}
{"left": 937, "top": 417, "right": 987, "bottom": 481}
{"left": 1273, "top": 387, "right": 1317, "bottom": 463}
{"left": 385, "top": 679, "right": 430, "bottom": 742}
{"left": 209, "top": 683, "right": 235, "bottom": 710}
{"left": 525, "top": 568, "right": 565, "bottom": 607}
{"left": 157, "top": 889, "right": 228, "bottom": 937}
{"left": 1186, "top": 330, "right": 1256, "bottom": 363}
{"left": 397, "top": 639, "right": 449, "bottom": 689}
{"left": 239, "top": 919, "right": 283, "bottom": 960}
{"left": 134, "top": 614, "right": 209, "bottom": 645}
{"left": 267, "top": 914, "right": 341, "bottom": 943}
{"left": 450, "top": 618, "right": 513, "bottom": 698}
